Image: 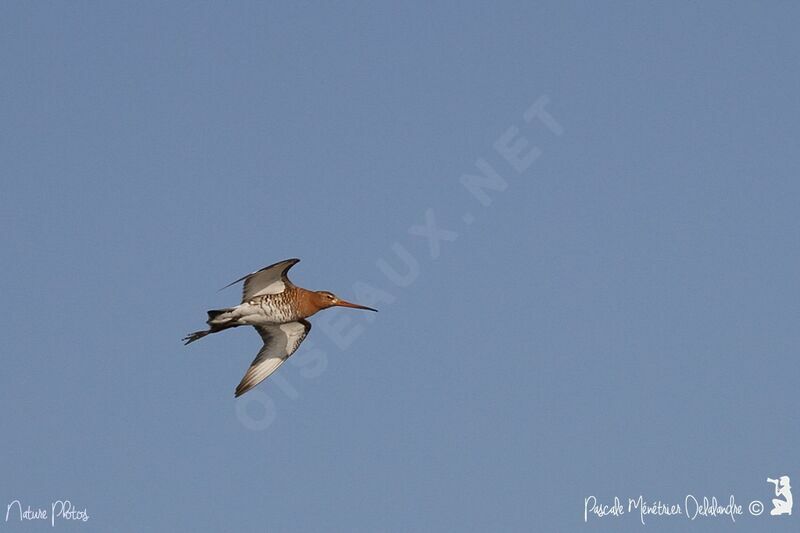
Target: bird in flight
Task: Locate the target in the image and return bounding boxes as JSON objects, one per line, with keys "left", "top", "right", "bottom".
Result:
{"left": 183, "top": 258, "right": 377, "bottom": 397}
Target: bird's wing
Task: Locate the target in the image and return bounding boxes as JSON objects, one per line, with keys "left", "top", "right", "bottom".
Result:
{"left": 234, "top": 319, "right": 311, "bottom": 397}
{"left": 221, "top": 258, "right": 300, "bottom": 302}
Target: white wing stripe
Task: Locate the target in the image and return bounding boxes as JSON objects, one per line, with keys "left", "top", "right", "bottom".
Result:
{"left": 234, "top": 320, "right": 310, "bottom": 397}
{"left": 222, "top": 258, "right": 299, "bottom": 302}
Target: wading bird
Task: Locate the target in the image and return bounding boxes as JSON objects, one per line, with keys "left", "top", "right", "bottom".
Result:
{"left": 183, "top": 258, "right": 377, "bottom": 397}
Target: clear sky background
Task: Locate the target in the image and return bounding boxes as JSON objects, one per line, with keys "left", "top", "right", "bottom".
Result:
{"left": 2, "top": 2, "right": 799, "bottom": 532}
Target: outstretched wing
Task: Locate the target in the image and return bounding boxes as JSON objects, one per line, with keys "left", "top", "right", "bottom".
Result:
{"left": 234, "top": 320, "right": 311, "bottom": 397}
{"left": 221, "top": 258, "right": 300, "bottom": 303}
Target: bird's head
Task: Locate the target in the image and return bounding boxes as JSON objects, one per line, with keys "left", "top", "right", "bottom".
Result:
{"left": 314, "top": 290, "right": 378, "bottom": 313}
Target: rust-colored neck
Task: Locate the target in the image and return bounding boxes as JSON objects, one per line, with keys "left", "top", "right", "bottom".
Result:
{"left": 292, "top": 287, "right": 328, "bottom": 318}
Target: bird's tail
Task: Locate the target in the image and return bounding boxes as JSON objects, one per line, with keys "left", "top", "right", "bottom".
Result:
{"left": 206, "top": 308, "right": 235, "bottom": 325}
{"left": 182, "top": 308, "right": 237, "bottom": 345}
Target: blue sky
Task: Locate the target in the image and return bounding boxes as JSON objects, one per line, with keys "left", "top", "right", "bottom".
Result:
{"left": 2, "top": 2, "right": 799, "bottom": 532}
